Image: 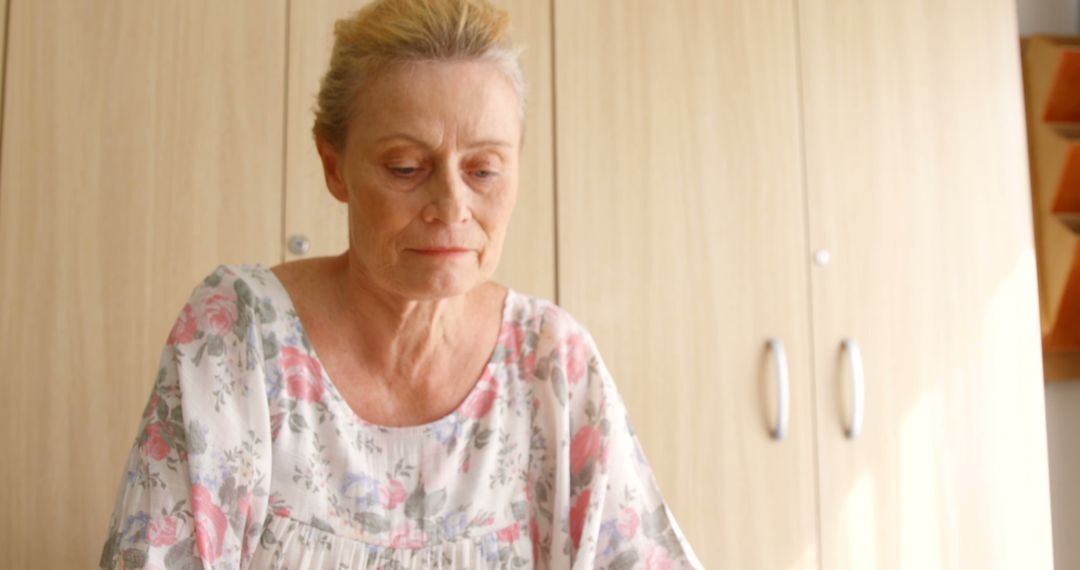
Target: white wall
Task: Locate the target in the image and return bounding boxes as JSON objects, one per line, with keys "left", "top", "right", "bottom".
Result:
{"left": 1016, "top": 0, "right": 1080, "bottom": 567}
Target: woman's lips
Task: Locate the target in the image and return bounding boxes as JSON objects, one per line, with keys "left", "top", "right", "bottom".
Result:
{"left": 407, "top": 247, "right": 473, "bottom": 256}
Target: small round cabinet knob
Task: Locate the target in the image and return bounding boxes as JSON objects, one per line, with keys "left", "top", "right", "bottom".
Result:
{"left": 287, "top": 234, "right": 311, "bottom": 256}
{"left": 813, "top": 249, "right": 830, "bottom": 267}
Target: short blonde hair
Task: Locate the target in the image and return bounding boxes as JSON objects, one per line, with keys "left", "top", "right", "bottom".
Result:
{"left": 312, "top": 0, "right": 526, "bottom": 151}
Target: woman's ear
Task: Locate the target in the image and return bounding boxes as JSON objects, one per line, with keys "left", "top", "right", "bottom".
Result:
{"left": 315, "top": 136, "right": 349, "bottom": 203}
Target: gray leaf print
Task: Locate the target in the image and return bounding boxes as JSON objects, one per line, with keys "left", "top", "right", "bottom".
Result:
{"left": 207, "top": 335, "right": 225, "bottom": 357}
{"left": 288, "top": 412, "right": 308, "bottom": 433}
{"left": 355, "top": 511, "right": 391, "bottom": 534}
{"left": 475, "top": 427, "right": 493, "bottom": 449}
{"left": 642, "top": 505, "right": 671, "bottom": 539}
{"left": 257, "top": 298, "right": 277, "bottom": 324}
{"left": 121, "top": 548, "right": 147, "bottom": 568}
{"left": 404, "top": 484, "right": 447, "bottom": 520}
{"left": 164, "top": 538, "right": 199, "bottom": 570}
{"left": 511, "top": 500, "right": 528, "bottom": 521}
{"left": 262, "top": 332, "right": 279, "bottom": 360}
{"left": 609, "top": 549, "right": 640, "bottom": 570}
{"left": 186, "top": 421, "right": 207, "bottom": 455}
{"left": 551, "top": 367, "right": 567, "bottom": 406}
{"left": 310, "top": 516, "right": 334, "bottom": 533}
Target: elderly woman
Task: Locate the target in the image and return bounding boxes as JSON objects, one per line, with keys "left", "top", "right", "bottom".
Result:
{"left": 100, "top": 1, "right": 700, "bottom": 568}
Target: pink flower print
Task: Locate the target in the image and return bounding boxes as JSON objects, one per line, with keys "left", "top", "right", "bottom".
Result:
{"left": 570, "top": 425, "right": 602, "bottom": 476}
{"left": 146, "top": 515, "right": 179, "bottom": 547}
{"left": 380, "top": 479, "right": 407, "bottom": 510}
{"left": 529, "top": 517, "right": 540, "bottom": 562}
{"left": 236, "top": 490, "right": 255, "bottom": 561}
{"left": 617, "top": 507, "right": 640, "bottom": 539}
{"left": 564, "top": 333, "right": 588, "bottom": 384}
{"left": 200, "top": 291, "right": 238, "bottom": 336}
{"left": 569, "top": 489, "right": 591, "bottom": 550}
{"left": 461, "top": 388, "right": 497, "bottom": 419}
{"left": 191, "top": 484, "right": 228, "bottom": 563}
{"left": 644, "top": 544, "right": 674, "bottom": 570}
{"left": 497, "top": 522, "right": 521, "bottom": 543}
{"left": 269, "top": 493, "right": 290, "bottom": 518}
{"left": 280, "top": 346, "right": 324, "bottom": 402}
{"left": 497, "top": 322, "right": 525, "bottom": 363}
{"left": 140, "top": 422, "right": 171, "bottom": 461}
{"left": 269, "top": 412, "right": 285, "bottom": 442}
{"left": 389, "top": 520, "right": 424, "bottom": 549}
{"left": 521, "top": 350, "right": 538, "bottom": 381}
{"left": 167, "top": 304, "right": 197, "bottom": 345}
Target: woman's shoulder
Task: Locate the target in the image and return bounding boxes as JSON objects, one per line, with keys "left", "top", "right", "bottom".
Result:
{"left": 184, "top": 263, "right": 281, "bottom": 298}
{"left": 507, "top": 290, "right": 596, "bottom": 355}
{"left": 164, "top": 263, "right": 286, "bottom": 347}
{"left": 502, "top": 289, "right": 604, "bottom": 397}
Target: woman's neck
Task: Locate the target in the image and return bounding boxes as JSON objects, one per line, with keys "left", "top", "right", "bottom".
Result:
{"left": 328, "top": 252, "right": 494, "bottom": 387}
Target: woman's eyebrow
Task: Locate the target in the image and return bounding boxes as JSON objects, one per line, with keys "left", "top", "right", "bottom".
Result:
{"left": 463, "top": 139, "right": 513, "bottom": 150}
{"left": 372, "top": 134, "right": 512, "bottom": 151}
{"left": 374, "top": 133, "right": 431, "bottom": 146}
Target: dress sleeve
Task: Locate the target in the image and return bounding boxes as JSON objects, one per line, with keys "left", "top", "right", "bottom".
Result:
{"left": 566, "top": 328, "right": 704, "bottom": 570}
{"left": 100, "top": 266, "right": 273, "bottom": 570}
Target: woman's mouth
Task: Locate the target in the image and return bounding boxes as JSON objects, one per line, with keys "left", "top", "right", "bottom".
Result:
{"left": 407, "top": 247, "right": 473, "bottom": 256}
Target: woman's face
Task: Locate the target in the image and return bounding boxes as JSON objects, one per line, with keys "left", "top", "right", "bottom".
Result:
{"left": 318, "top": 59, "right": 522, "bottom": 300}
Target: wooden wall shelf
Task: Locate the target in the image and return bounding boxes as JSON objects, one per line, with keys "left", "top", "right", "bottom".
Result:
{"left": 1022, "top": 36, "right": 1080, "bottom": 381}
{"left": 1044, "top": 48, "right": 1080, "bottom": 122}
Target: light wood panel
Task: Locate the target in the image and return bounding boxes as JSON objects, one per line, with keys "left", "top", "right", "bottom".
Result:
{"left": 283, "top": 0, "right": 555, "bottom": 299}
{"left": 797, "top": 0, "right": 1055, "bottom": 567}
{"left": 0, "top": 0, "right": 6, "bottom": 115}
{"left": 555, "top": 1, "right": 818, "bottom": 568}
{"left": 0, "top": 1, "right": 285, "bottom": 566}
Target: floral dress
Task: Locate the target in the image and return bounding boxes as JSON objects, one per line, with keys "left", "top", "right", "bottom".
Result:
{"left": 99, "top": 264, "right": 702, "bottom": 569}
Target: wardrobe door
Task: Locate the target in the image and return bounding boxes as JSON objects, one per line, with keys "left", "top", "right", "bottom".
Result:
{"left": 0, "top": 1, "right": 286, "bottom": 566}
{"left": 555, "top": 2, "right": 818, "bottom": 568}
{"left": 283, "top": 0, "right": 556, "bottom": 298}
{"left": 797, "top": 0, "right": 1055, "bottom": 568}
{"left": 0, "top": 0, "right": 6, "bottom": 103}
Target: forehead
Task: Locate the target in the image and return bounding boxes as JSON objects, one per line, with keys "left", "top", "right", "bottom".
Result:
{"left": 350, "top": 59, "right": 522, "bottom": 149}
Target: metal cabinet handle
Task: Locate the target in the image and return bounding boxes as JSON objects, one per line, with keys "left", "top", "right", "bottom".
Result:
{"left": 842, "top": 338, "right": 864, "bottom": 439}
{"left": 767, "top": 338, "right": 790, "bottom": 440}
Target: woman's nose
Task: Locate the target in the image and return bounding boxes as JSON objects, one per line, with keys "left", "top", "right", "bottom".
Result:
{"left": 422, "top": 165, "right": 471, "bottom": 225}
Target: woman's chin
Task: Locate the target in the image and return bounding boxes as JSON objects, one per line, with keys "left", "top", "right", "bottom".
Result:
{"left": 392, "top": 270, "right": 487, "bottom": 300}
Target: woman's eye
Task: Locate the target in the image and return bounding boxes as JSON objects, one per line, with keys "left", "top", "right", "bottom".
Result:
{"left": 472, "top": 169, "right": 498, "bottom": 179}
{"left": 388, "top": 165, "right": 420, "bottom": 177}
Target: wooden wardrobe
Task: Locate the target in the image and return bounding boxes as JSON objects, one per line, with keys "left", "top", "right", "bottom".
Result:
{"left": 0, "top": 0, "right": 1055, "bottom": 568}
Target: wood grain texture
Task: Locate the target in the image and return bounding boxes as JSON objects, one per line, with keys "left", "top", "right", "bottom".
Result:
{"left": 0, "top": 0, "right": 6, "bottom": 123}
{"left": 0, "top": 1, "right": 285, "bottom": 566}
{"left": 554, "top": 1, "right": 819, "bottom": 568}
{"left": 797, "top": 0, "right": 1055, "bottom": 567}
{"left": 283, "top": 0, "right": 555, "bottom": 299}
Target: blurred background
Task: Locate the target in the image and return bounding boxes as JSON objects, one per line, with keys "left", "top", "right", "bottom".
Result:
{"left": 0, "top": 0, "right": 1076, "bottom": 568}
{"left": 1019, "top": 2, "right": 1080, "bottom": 570}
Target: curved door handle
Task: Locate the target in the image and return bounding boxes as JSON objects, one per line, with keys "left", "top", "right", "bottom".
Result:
{"left": 767, "top": 338, "right": 790, "bottom": 440}
{"left": 842, "top": 337, "right": 865, "bottom": 439}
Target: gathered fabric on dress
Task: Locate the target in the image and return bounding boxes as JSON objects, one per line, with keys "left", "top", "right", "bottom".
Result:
{"left": 100, "top": 264, "right": 701, "bottom": 569}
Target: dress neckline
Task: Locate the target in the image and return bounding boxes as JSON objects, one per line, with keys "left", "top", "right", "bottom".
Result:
{"left": 254, "top": 263, "right": 515, "bottom": 438}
